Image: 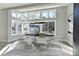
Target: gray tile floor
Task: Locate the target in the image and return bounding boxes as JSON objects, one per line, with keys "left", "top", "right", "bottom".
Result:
{"left": 0, "top": 38, "right": 72, "bottom": 56}
{"left": 0, "top": 42, "right": 7, "bottom": 50}
{"left": 2, "top": 45, "right": 71, "bottom": 56}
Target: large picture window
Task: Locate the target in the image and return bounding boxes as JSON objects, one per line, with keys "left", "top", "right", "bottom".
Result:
{"left": 11, "top": 9, "right": 56, "bottom": 36}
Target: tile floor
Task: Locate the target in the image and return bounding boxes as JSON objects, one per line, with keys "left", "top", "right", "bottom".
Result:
{"left": 2, "top": 41, "right": 72, "bottom": 56}
{"left": 0, "top": 42, "right": 7, "bottom": 50}
{"left": 3, "top": 46, "right": 71, "bottom": 56}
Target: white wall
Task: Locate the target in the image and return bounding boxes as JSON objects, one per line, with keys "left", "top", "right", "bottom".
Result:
{"left": 66, "top": 4, "right": 73, "bottom": 46}
{"left": 56, "top": 6, "right": 67, "bottom": 40}
{"left": 0, "top": 9, "right": 8, "bottom": 42}
{"left": 56, "top": 4, "right": 73, "bottom": 46}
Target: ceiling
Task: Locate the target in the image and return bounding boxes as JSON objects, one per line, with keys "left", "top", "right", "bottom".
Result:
{"left": 0, "top": 3, "right": 71, "bottom": 11}
{"left": 0, "top": 3, "right": 33, "bottom": 9}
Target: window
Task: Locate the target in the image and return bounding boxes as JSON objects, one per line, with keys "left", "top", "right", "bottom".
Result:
{"left": 24, "top": 13, "right": 28, "bottom": 18}
{"left": 49, "top": 22, "right": 55, "bottom": 32}
{"left": 11, "top": 19, "right": 22, "bottom": 35}
{"left": 11, "top": 11, "right": 23, "bottom": 35}
{"left": 29, "top": 21, "right": 56, "bottom": 35}
{"left": 11, "top": 19, "right": 16, "bottom": 34}
{"left": 30, "top": 23, "right": 40, "bottom": 34}
{"left": 42, "top": 21, "right": 56, "bottom": 35}
{"left": 22, "top": 22, "right": 29, "bottom": 34}
{"left": 21, "top": 13, "right": 28, "bottom": 20}
{"left": 53, "top": 10, "right": 56, "bottom": 18}
{"left": 11, "top": 9, "right": 56, "bottom": 35}
{"left": 16, "top": 21, "right": 22, "bottom": 33}
{"left": 11, "top": 11, "right": 17, "bottom": 18}
{"left": 49, "top": 11, "right": 53, "bottom": 18}
{"left": 29, "top": 12, "right": 35, "bottom": 20}
{"left": 17, "top": 13, "right": 22, "bottom": 20}
{"left": 42, "top": 11, "right": 48, "bottom": 19}
{"left": 35, "top": 12, "right": 40, "bottom": 19}
{"left": 49, "top": 10, "right": 56, "bottom": 18}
